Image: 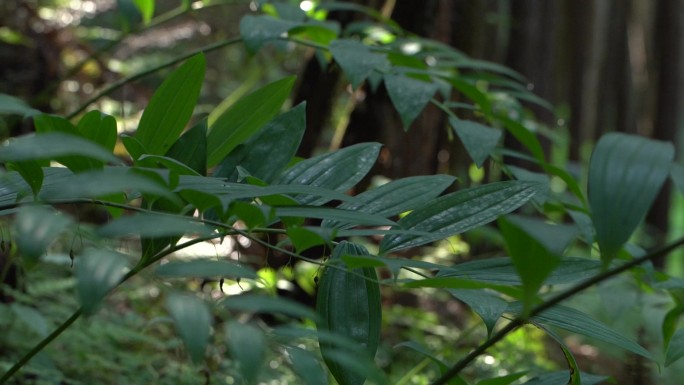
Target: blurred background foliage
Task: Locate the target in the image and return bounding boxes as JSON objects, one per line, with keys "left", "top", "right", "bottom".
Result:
{"left": 1, "top": 0, "right": 684, "bottom": 384}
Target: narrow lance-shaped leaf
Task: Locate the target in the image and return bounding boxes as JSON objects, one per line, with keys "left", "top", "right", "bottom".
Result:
{"left": 207, "top": 76, "right": 295, "bottom": 167}
{"left": 165, "top": 118, "right": 208, "bottom": 176}
{"left": 166, "top": 293, "right": 212, "bottom": 364}
{"left": 276, "top": 142, "right": 381, "bottom": 205}
{"left": 155, "top": 260, "right": 257, "bottom": 280}
{"left": 0, "top": 132, "right": 121, "bottom": 165}
{"left": 588, "top": 133, "right": 674, "bottom": 263}
{"left": 14, "top": 205, "right": 72, "bottom": 265}
{"left": 507, "top": 302, "right": 654, "bottom": 360}
{"left": 379, "top": 181, "right": 541, "bottom": 254}
{"left": 135, "top": 54, "right": 205, "bottom": 157}
{"left": 322, "top": 175, "right": 456, "bottom": 229}
{"left": 215, "top": 103, "right": 306, "bottom": 183}
{"left": 76, "top": 249, "right": 130, "bottom": 315}
{"left": 227, "top": 321, "right": 266, "bottom": 385}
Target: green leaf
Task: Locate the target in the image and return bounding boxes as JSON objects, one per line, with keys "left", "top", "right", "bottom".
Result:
{"left": 165, "top": 119, "right": 208, "bottom": 176}
{"left": 221, "top": 294, "right": 320, "bottom": 321}
{"left": 226, "top": 321, "right": 266, "bottom": 385}
{"left": 76, "top": 248, "right": 130, "bottom": 315}
{"left": 379, "top": 181, "right": 541, "bottom": 254}
{"left": 588, "top": 133, "right": 675, "bottom": 263}
{"left": 97, "top": 212, "right": 214, "bottom": 238}
{"left": 166, "top": 292, "right": 212, "bottom": 364}
{"left": 476, "top": 372, "right": 526, "bottom": 385}
{"left": 207, "top": 76, "right": 295, "bottom": 167}
{"left": 77, "top": 110, "right": 117, "bottom": 167}
{"left": 329, "top": 39, "right": 390, "bottom": 89}
{"left": 536, "top": 325, "right": 580, "bottom": 385}
{"left": 133, "top": 0, "right": 154, "bottom": 24}
{"left": 286, "top": 346, "right": 329, "bottom": 385}
{"left": 666, "top": 328, "right": 684, "bottom": 366}
{"left": 38, "top": 167, "right": 173, "bottom": 201}
{"left": 215, "top": 103, "right": 306, "bottom": 183}
{"left": 404, "top": 277, "right": 524, "bottom": 299}
{"left": 450, "top": 118, "right": 502, "bottom": 168}
{"left": 121, "top": 134, "right": 148, "bottom": 160}
{"left": 239, "top": 15, "right": 298, "bottom": 53}
{"left": 229, "top": 201, "right": 274, "bottom": 228}
{"left": 275, "top": 206, "right": 395, "bottom": 227}
{"left": 521, "top": 371, "right": 609, "bottom": 385}
{"left": 11, "top": 303, "right": 49, "bottom": 336}
{"left": 7, "top": 161, "right": 44, "bottom": 196}
{"left": 507, "top": 166, "right": 550, "bottom": 205}
{"left": 0, "top": 93, "right": 40, "bottom": 117}
{"left": 276, "top": 142, "right": 381, "bottom": 205}
{"left": 155, "top": 260, "right": 256, "bottom": 280}
{"left": 287, "top": 225, "right": 335, "bottom": 253}
{"left": 439, "top": 257, "right": 602, "bottom": 286}
{"left": 14, "top": 206, "right": 72, "bottom": 265}
{"left": 136, "top": 155, "right": 201, "bottom": 177}
{"left": 448, "top": 289, "right": 507, "bottom": 338}
{"left": 322, "top": 175, "right": 455, "bottom": 229}
{"left": 508, "top": 302, "right": 654, "bottom": 360}
{"left": 499, "top": 216, "right": 561, "bottom": 313}
{"left": 0, "top": 132, "right": 121, "bottom": 165}
{"left": 384, "top": 72, "right": 438, "bottom": 130}
{"left": 135, "top": 54, "right": 205, "bottom": 157}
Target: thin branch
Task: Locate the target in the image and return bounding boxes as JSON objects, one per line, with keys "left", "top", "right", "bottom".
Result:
{"left": 430, "top": 235, "right": 684, "bottom": 385}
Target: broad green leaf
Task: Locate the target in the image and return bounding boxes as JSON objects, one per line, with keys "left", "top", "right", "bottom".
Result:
{"left": 504, "top": 215, "right": 578, "bottom": 256}
{"left": 521, "top": 371, "right": 609, "bottom": 385}
{"left": 215, "top": 183, "right": 359, "bottom": 205}
{"left": 239, "top": 14, "right": 298, "bottom": 53}
{"left": 287, "top": 225, "right": 335, "bottom": 253}
{"left": 405, "top": 277, "right": 524, "bottom": 299}
{"left": 379, "top": 181, "right": 541, "bottom": 254}
{"left": 215, "top": 103, "right": 306, "bottom": 183}
{"left": 286, "top": 346, "right": 329, "bottom": 385}
{"left": 226, "top": 321, "right": 266, "bottom": 385}
{"left": 666, "top": 328, "right": 684, "bottom": 366}
{"left": 7, "top": 161, "right": 43, "bottom": 196}
{"left": 166, "top": 292, "right": 212, "bottom": 364}
{"left": 384, "top": 73, "right": 438, "bottom": 130}
{"left": 0, "top": 132, "right": 121, "bottom": 165}
{"left": 0, "top": 93, "right": 40, "bottom": 117}
{"left": 75, "top": 248, "right": 129, "bottom": 315}
{"left": 221, "top": 294, "right": 320, "bottom": 321}
{"left": 207, "top": 76, "right": 295, "bottom": 167}
{"left": 275, "top": 206, "right": 395, "bottom": 227}
{"left": 0, "top": 167, "right": 72, "bottom": 206}
{"left": 34, "top": 114, "right": 100, "bottom": 172}
{"left": 329, "top": 39, "right": 390, "bottom": 89}
{"left": 14, "top": 206, "right": 72, "bottom": 265}
{"left": 136, "top": 155, "right": 201, "bottom": 177}
{"left": 662, "top": 304, "right": 684, "bottom": 350}
{"left": 133, "top": 0, "right": 154, "bottom": 24}
{"left": 135, "top": 54, "right": 205, "bottom": 157}
{"left": 121, "top": 134, "right": 148, "bottom": 160}
{"left": 11, "top": 303, "right": 49, "bottom": 336}
{"left": 275, "top": 142, "right": 381, "bottom": 205}
{"left": 97, "top": 212, "right": 214, "bottom": 238}
{"left": 508, "top": 303, "right": 654, "bottom": 360}
{"left": 448, "top": 289, "right": 507, "bottom": 338}
{"left": 477, "top": 373, "right": 526, "bottom": 385}
{"left": 440, "top": 257, "right": 602, "bottom": 287}
{"left": 495, "top": 115, "right": 545, "bottom": 162}
{"left": 229, "top": 201, "right": 274, "bottom": 228}
{"left": 450, "top": 118, "right": 502, "bottom": 167}
{"left": 289, "top": 22, "right": 339, "bottom": 46}
{"left": 156, "top": 260, "right": 256, "bottom": 280}
{"left": 38, "top": 167, "right": 173, "bottom": 201}
{"left": 77, "top": 110, "right": 117, "bottom": 168}
{"left": 165, "top": 119, "right": 208, "bottom": 175}
{"left": 588, "top": 133, "right": 674, "bottom": 263}
{"left": 499, "top": 216, "right": 561, "bottom": 313}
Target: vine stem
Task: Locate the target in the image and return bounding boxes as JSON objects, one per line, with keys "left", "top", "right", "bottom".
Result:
{"left": 431, "top": 235, "right": 684, "bottom": 385}
{"left": 66, "top": 37, "right": 243, "bottom": 119}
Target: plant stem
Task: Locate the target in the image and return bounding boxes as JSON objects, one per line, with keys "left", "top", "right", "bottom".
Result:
{"left": 430, "top": 235, "right": 684, "bottom": 385}
{"left": 66, "top": 37, "right": 243, "bottom": 119}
